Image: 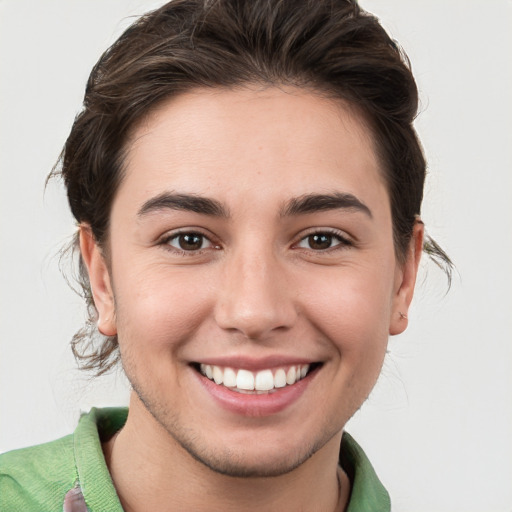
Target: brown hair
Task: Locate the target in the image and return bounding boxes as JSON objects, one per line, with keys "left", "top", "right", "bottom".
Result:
{"left": 53, "top": 0, "right": 452, "bottom": 375}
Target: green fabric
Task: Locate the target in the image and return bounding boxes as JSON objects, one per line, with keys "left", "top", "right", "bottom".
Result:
{"left": 0, "top": 407, "right": 390, "bottom": 511}
{"left": 0, "top": 408, "right": 125, "bottom": 512}
{"left": 341, "top": 432, "right": 391, "bottom": 512}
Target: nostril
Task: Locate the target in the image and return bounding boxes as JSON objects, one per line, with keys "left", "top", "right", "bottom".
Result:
{"left": 213, "top": 266, "right": 298, "bottom": 339}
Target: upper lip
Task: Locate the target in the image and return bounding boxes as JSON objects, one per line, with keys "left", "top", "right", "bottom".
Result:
{"left": 192, "top": 355, "right": 320, "bottom": 371}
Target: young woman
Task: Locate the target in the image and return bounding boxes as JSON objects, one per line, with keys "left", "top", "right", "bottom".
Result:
{"left": 0, "top": 1, "right": 451, "bottom": 510}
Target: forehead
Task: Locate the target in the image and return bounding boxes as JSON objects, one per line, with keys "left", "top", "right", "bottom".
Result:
{"left": 118, "top": 86, "right": 387, "bottom": 215}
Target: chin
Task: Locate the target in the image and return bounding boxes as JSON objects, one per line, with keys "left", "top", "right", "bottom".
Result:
{"left": 164, "top": 412, "right": 342, "bottom": 479}
{"left": 178, "top": 439, "right": 317, "bottom": 478}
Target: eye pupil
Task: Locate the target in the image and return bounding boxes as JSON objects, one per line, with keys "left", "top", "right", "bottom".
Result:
{"left": 179, "top": 233, "right": 203, "bottom": 250}
{"left": 309, "top": 233, "right": 332, "bottom": 250}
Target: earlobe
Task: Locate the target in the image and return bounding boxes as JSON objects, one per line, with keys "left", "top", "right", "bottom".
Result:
{"left": 389, "top": 220, "right": 424, "bottom": 336}
{"left": 79, "top": 224, "right": 117, "bottom": 336}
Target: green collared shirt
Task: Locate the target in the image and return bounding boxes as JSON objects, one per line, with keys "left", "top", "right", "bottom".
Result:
{"left": 0, "top": 408, "right": 390, "bottom": 511}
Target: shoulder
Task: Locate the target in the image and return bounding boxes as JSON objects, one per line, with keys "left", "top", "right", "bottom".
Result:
{"left": 340, "top": 431, "right": 391, "bottom": 512}
{"left": 0, "top": 434, "right": 77, "bottom": 511}
{"left": 0, "top": 407, "right": 127, "bottom": 512}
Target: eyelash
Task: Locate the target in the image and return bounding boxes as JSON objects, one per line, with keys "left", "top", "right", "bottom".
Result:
{"left": 293, "top": 229, "right": 353, "bottom": 252}
{"left": 158, "top": 229, "right": 353, "bottom": 256}
{"left": 159, "top": 230, "right": 218, "bottom": 255}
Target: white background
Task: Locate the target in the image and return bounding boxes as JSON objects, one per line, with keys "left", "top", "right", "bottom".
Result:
{"left": 1, "top": 1, "right": 511, "bottom": 511}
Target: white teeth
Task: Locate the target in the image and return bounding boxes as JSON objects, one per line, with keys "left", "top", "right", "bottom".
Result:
{"left": 199, "top": 363, "right": 312, "bottom": 392}
{"left": 212, "top": 365, "right": 223, "bottom": 385}
{"left": 274, "top": 368, "right": 287, "bottom": 388}
{"left": 286, "top": 366, "right": 296, "bottom": 385}
{"left": 236, "top": 369, "right": 255, "bottom": 390}
{"left": 223, "top": 367, "right": 237, "bottom": 387}
{"left": 255, "top": 369, "right": 274, "bottom": 391}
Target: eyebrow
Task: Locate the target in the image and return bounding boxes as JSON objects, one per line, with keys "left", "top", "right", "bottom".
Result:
{"left": 137, "top": 191, "right": 372, "bottom": 219}
{"left": 138, "top": 192, "right": 230, "bottom": 218}
{"left": 280, "top": 192, "right": 372, "bottom": 218}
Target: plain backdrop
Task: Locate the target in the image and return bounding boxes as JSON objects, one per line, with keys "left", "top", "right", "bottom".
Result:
{"left": 1, "top": 1, "right": 511, "bottom": 511}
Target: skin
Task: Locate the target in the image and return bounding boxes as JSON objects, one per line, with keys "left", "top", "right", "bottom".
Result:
{"left": 81, "top": 86, "right": 423, "bottom": 512}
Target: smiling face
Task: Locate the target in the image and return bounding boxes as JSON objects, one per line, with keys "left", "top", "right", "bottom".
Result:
{"left": 82, "top": 86, "right": 421, "bottom": 477}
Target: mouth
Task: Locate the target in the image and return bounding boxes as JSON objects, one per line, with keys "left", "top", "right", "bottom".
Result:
{"left": 192, "top": 362, "right": 322, "bottom": 394}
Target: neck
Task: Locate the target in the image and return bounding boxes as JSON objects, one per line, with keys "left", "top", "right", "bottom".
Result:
{"left": 103, "top": 394, "right": 350, "bottom": 512}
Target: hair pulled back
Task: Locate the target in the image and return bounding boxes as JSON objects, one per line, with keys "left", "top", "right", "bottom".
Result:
{"left": 54, "top": 0, "right": 451, "bottom": 375}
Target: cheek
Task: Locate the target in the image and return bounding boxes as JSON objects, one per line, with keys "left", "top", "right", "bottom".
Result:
{"left": 112, "top": 266, "right": 213, "bottom": 356}
{"left": 299, "top": 264, "right": 394, "bottom": 386}
{"left": 300, "top": 263, "right": 394, "bottom": 340}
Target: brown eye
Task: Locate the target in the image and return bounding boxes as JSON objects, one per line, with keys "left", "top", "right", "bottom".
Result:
{"left": 167, "top": 232, "right": 212, "bottom": 251}
{"left": 296, "top": 231, "right": 350, "bottom": 251}
{"left": 308, "top": 233, "right": 333, "bottom": 250}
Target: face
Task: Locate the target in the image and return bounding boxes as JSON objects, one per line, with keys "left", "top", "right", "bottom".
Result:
{"left": 83, "top": 86, "right": 421, "bottom": 477}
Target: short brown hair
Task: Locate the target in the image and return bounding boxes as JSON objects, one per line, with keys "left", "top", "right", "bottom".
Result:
{"left": 53, "top": 0, "right": 451, "bottom": 375}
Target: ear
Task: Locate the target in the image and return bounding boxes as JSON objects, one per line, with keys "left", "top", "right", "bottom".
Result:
{"left": 79, "top": 224, "right": 117, "bottom": 336}
{"left": 389, "top": 219, "right": 424, "bottom": 336}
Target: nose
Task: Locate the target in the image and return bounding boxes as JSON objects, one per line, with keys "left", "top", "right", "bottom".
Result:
{"left": 214, "top": 247, "right": 297, "bottom": 340}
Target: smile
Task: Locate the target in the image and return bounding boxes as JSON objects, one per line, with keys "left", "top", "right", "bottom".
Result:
{"left": 199, "top": 364, "right": 312, "bottom": 393}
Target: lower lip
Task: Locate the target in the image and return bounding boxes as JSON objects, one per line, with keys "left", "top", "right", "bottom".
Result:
{"left": 194, "top": 368, "right": 318, "bottom": 417}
